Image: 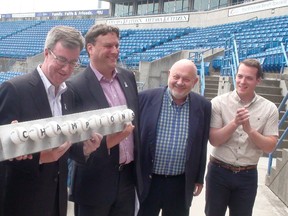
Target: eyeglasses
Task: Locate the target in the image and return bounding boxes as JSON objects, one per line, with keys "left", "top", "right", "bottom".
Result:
{"left": 48, "top": 49, "right": 80, "bottom": 68}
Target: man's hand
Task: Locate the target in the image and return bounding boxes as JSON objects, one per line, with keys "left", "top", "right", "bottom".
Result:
{"left": 9, "top": 120, "right": 33, "bottom": 161}
{"left": 83, "top": 132, "right": 103, "bottom": 157}
{"left": 236, "top": 107, "right": 255, "bottom": 134}
{"left": 39, "top": 141, "right": 72, "bottom": 164}
{"left": 234, "top": 107, "right": 250, "bottom": 126}
{"left": 9, "top": 154, "right": 33, "bottom": 161}
{"left": 106, "top": 123, "right": 134, "bottom": 149}
{"left": 193, "top": 183, "right": 203, "bottom": 196}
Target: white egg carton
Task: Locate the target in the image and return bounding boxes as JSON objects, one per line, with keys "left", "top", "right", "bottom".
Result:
{"left": 0, "top": 105, "right": 134, "bottom": 161}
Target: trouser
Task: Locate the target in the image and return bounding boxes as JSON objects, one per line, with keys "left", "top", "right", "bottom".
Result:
{"left": 138, "top": 174, "right": 189, "bottom": 216}
{"left": 205, "top": 162, "right": 258, "bottom": 216}
{"left": 76, "top": 162, "right": 135, "bottom": 216}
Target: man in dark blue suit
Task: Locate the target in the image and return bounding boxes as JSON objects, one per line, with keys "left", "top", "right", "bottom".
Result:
{"left": 138, "top": 59, "right": 211, "bottom": 216}
{"left": 67, "top": 24, "right": 142, "bottom": 216}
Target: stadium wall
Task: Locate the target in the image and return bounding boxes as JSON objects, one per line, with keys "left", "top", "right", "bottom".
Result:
{"left": 97, "top": 0, "right": 288, "bottom": 29}
{"left": 139, "top": 48, "right": 223, "bottom": 89}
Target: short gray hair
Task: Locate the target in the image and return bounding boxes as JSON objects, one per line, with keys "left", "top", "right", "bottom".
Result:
{"left": 44, "top": 25, "right": 84, "bottom": 51}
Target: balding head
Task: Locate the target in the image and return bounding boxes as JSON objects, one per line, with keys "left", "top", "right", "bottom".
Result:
{"left": 170, "top": 59, "right": 198, "bottom": 77}
{"left": 168, "top": 59, "right": 198, "bottom": 105}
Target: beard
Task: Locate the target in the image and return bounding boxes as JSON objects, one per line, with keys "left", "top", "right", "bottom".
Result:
{"left": 170, "top": 89, "right": 188, "bottom": 101}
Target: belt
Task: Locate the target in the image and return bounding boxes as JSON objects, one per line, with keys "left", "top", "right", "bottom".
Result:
{"left": 210, "top": 156, "right": 257, "bottom": 173}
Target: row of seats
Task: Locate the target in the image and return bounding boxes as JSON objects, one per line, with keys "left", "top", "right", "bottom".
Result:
{"left": 0, "top": 71, "right": 25, "bottom": 84}
{"left": 0, "top": 15, "right": 287, "bottom": 73}
{"left": 120, "top": 15, "right": 288, "bottom": 69}
{"left": 0, "top": 19, "right": 95, "bottom": 59}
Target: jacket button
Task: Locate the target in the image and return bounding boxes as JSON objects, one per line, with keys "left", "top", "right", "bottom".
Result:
{"left": 149, "top": 175, "right": 152, "bottom": 179}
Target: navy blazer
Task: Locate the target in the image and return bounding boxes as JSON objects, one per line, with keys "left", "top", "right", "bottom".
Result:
{"left": 139, "top": 87, "right": 211, "bottom": 208}
{"left": 0, "top": 70, "right": 75, "bottom": 216}
{"left": 67, "top": 65, "right": 143, "bottom": 207}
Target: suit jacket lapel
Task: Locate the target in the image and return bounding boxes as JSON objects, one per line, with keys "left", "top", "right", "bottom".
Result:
{"left": 86, "top": 67, "right": 110, "bottom": 109}
{"left": 28, "top": 70, "right": 52, "bottom": 118}
{"left": 117, "top": 71, "right": 132, "bottom": 108}
{"left": 149, "top": 88, "right": 165, "bottom": 157}
{"left": 186, "top": 92, "right": 200, "bottom": 160}
{"left": 150, "top": 90, "right": 164, "bottom": 128}
{"left": 61, "top": 89, "right": 74, "bottom": 115}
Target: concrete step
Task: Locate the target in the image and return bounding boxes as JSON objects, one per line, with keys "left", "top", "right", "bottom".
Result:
{"left": 255, "top": 86, "right": 282, "bottom": 95}
{"left": 258, "top": 93, "right": 283, "bottom": 103}
{"left": 205, "top": 88, "right": 218, "bottom": 94}
{"left": 205, "top": 76, "right": 219, "bottom": 85}
{"left": 275, "top": 148, "right": 288, "bottom": 168}
{"left": 279, "top": 129, "right": 287, "bottom": 137}
{"left": 205, "top": 76, "right": 219, "bottom": 81}
{"left": 204, "top": 93, "right": 217, "bottom": 100}
{"left": 205, "top": 80, "right": 219, "bottom": 86}
{"left": 206, "top": 83, "right": 218, "bottom": 89}
{"left": 276, "top": 157, "right": 286, "bottom": 170}
{"left": 263, "top": 148, "right": 283, "bottom": 158}
{"left": 280, "top": 108, "right": 287, "bottom": 115}
{"left": 259, "top": 79, "right": 280, "bottom": 87}
{"left": 279, "top": 140, "right": 288, "bottom": 148}
{"left": 265, "top": 148, "right": 288, "bottom": 205}
{"left": 279, "top": 120, "right": 287, "bottom": 128}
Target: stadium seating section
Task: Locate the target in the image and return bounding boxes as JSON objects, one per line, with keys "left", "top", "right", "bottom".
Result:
{"left": 0, "top": 15, "right": 287, "bottom": 77}
{"left": 0, "top": 71, "right": 25, "bottom": 83}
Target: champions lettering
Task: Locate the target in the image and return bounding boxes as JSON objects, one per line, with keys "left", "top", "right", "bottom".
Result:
{"left": 9, "top": 109, "right": 135, "bottom": 145}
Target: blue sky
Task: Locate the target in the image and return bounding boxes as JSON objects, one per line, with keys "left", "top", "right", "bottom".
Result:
{"left": 0, "top": 0, "right": 109, "bottom": 14}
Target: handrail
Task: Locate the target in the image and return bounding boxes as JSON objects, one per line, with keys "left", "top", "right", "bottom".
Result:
{"left": 221, "top": 35, "right": 239, "bottom": 88}
{"left": 278, "top": 93, "right": 288, "bottom": 128}
{"left": 188, "top": 51, "right": 205, "bottom": 96}
{"left": 200, "top": 55, "right": 205, "bottom": 96}
{"left": 268, "top": 93, "right": 288, "bottom": 175}
{"left": 280, "top": 42, "right": 288, "bottom": 68}
{"left": 231, "top": 36, "right": 239, "bottom": 89}
{"left": 233, "top": 38, "right": 240, "bottom": 66}
{"left": 231, "top": 51, "right": 237, "bottom": 87}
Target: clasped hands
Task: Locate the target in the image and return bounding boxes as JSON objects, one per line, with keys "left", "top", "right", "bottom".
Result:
{"left": 234, "top": 106, "right": 254, "bottom": 134}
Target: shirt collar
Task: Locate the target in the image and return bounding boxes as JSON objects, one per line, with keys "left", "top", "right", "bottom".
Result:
{"left": 90, "top": 63, "right": 118, "bottom": 82}
{"left": 232, "top": 89, "right": 258, "bottom": 107}
{"left": 37, "top": 64, "right": 67, "bottom": 96}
